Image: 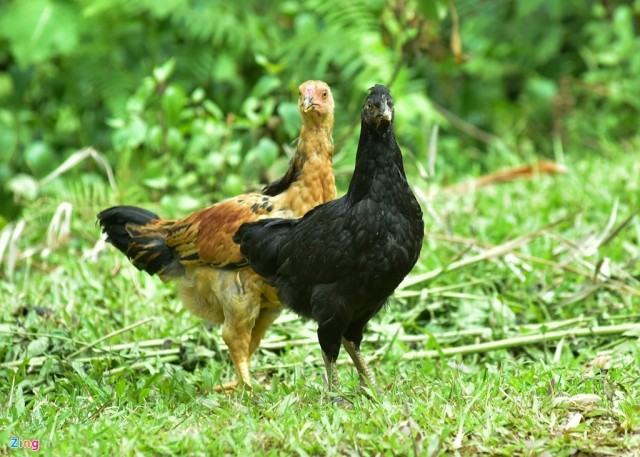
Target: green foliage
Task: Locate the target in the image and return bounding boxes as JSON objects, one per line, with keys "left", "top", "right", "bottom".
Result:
{"left": 429, "top": 1, "right": 640, "bottom": 159}
{"left": 0, "top": 0, "right": 442, "bottom": 219}
{"left": 0, "top": 0, "right": 80, "bottom": 66}
{"left": 1, "top": 0, "right": 637, "bottom": 220}
{"left": 106, "top": 58, "right": 288, "bottom": 211}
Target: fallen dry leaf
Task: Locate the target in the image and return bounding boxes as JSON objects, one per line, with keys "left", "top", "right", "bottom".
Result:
{"left": 553, "top": 393, "right": 602, "bottom": 409}
{"left": 563, "top": 412, "right": 583, "bottom": 430}
{"left": 586, "top": 354, "right": 612, "bottom": 369}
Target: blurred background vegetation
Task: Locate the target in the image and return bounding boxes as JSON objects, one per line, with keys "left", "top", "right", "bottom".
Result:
{"left": 0, "top": 0, "right": 638, "bottom": 224}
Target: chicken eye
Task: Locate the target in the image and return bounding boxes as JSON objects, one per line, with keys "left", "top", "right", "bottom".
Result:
{"left": 322, "top": 91, "right": 328, "bottom": 99}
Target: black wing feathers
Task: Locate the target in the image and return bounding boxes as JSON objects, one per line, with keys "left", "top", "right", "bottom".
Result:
{"left": 233, "top": 218, "right": 296, "bottom": 278}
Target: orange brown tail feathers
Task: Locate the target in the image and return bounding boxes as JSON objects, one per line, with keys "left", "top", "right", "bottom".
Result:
{"left": 97, "top": 205, "right": 182, "bottom": 278}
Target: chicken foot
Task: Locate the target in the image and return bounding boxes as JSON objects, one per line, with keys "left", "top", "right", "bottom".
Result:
{"left": 216, "top": 324, "right": 251, "bottom": 392}
{"left": 341, "top": 338, "right": 379, "bottom": 392}
{"left": 321, "top": 351, "right": 352, "bottom": 406}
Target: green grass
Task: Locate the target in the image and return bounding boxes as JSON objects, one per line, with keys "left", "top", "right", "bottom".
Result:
{"left": 1, "top": 147, "right": 639, "bottom": 456}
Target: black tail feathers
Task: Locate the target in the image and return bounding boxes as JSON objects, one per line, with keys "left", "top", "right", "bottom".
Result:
{"left": 97, "top": 205, "right": 176, "bottom": 276}
{"left": 97, "top": 206, "right": 159, "bottom": 252}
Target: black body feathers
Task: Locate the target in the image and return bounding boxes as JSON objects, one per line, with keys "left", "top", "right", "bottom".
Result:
{"left": 234, "top": 85, "right": 424, "bottom": 364}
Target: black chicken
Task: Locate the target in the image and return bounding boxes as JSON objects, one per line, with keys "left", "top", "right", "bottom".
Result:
{"left": 233, "top": 85, "right": 424, "bottom": 393}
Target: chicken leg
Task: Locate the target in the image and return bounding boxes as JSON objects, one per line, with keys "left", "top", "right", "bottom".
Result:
{"left": 342, "top": 338, "right": 379, "bottom": 392}
{"left": 321, "top": 351, "right": 338, "bottom": 389}
{"left": 249, "top": 307, "right": 282, "bottom": 355}
{"left": 214, "top": 301, "right": 282, "bottom": 391}
{"left": 217, "top": 324, "right": 252, "bottom": 391}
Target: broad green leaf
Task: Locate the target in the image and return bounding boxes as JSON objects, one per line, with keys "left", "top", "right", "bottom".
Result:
{"left": 24, "top": 141, "right": 54, "bottom": 176}
{"left": 0, "top": 0, "right": 79, "bottom": 66}
{"left": 250, "top": 75, "right": 281, "bottom": 99}
{"left": 153, "top": 59, "right": 177, "bottom": 84}
{"left": 222, "top": 174, "right": 244, "bottom": 196}
{"left": 278, "top": 102, "right": 301, "bottom": 139}
{"left": 416, "top": 0, "right": 448, "bottom": 21}
{"left": 162, "top": 85, "right": 187, "bottom": 126}
{"left": 253, "top": 138, "right": 278, "bottom": 166}
{"left": 0, "top": 73, "right": 13, "bottom": 97}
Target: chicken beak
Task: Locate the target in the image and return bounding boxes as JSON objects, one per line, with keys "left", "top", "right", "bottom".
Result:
{"left": 302, "top": 93, "right": 315, "bottom": 112}
{"left": 380, "top": 100, "right": 393, "bottom": 122}
{"left": 374, "top": 99, "right": 393, "bottom": 125}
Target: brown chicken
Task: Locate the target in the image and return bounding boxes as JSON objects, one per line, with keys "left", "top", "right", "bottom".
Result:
{"left": 97, "top": 81, "right": 335, "bottom": 390}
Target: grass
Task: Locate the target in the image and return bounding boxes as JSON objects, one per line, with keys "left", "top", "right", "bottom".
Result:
{"left": 1, "top": 145, "right": 639, "bottom": 456}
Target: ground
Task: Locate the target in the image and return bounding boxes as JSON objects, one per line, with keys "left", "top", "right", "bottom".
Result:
{"left": 1, "top": 147, "right": 639, "bottom": 456}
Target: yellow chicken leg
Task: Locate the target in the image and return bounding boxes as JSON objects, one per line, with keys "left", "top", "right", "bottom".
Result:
{"left": 249, "top": 308, "right": 282, "bottom": 356}
{"left": 216, "top": 323, "right": 252, "bottom": 392}
{"left": 214, "top": 307, "right": 281, "bottom": 392}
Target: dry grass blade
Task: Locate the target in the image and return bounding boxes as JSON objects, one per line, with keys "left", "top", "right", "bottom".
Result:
{"left": 0, "top": 221, "right": 25, "bottom": 279}
{"left": 40, "top": 147, "right": 117, "bottom": 191}
{"left": 518, "top": 251, "right": 640, "bottom": 297}
{"left": 105, "top": 335, "right": 318, "bottom": 353}
{"left": 421, "top": 231, "right": 640, "bottom": 297}
{"left": 438, "top": 160, "right": 568, "bottom": 196}
{"left": 553, "top": 199, "right": 621, "bottom": 267}
{"left": 68, "top": 316, "right": 157, "bottom": 358}
{"left": 99, "top": 335, "right": 194, "bottom": 352}
{"left": 375, "top": 317, "right": 593, "bottom": 345}
{"left": 427, "top": 124, "right": 439, "bottom": 178}
{"left": 43, "top": 202, "right": 73, "bottom": 256}
{"left": 556, "top": 284, "right": 600, "bottom": 307}
{"left": 0, "top": 223, "right": 14, "bottom": 266}
{"left": 432, "top": 100, "right": 497, "bottom": 144}
{"left": 0, "top": 345, "right": 178, "bottom": 370}
{"left": 7, "top": 369, "right": 17, "bottom": 409}
{"left": 0, "top": 318, "right": 616, "bottom": 371}
{"left": 401, "top": 213, "right": 577, "bottom": 289}
{"left": 600, "top": 210, "right": 638, "bottom": 248}
{"left": 597, "top": 198, "right": 619, "bottom": 248}
{"left": 403, "top": 323, "right": 640, "bottom": 359}
{"left": 395, "top": 278, "right": 485, "bottom": 298}
{"left": 1, "top": 149, "right": 115, "bottom": 270}
{"left": 103, "top": 355, "right": 182, "bottom": 377}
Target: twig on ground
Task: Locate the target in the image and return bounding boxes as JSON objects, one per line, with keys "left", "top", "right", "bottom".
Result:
{"left": 104, "top": 355, "right": 181, "bottom": 376}
{"left": 401, "top": 213, "right": 577, "bottom": 288}
{"left": 68, "top": 316, "right": 157, "bottom": 358}
{"left": 403, "top": 323, "right": 640, "bottom": 359}
{"left": 419, "top": 231, "right": 640, "bottom": 297}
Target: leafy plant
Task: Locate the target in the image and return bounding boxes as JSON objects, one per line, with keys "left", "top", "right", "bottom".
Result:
{"left": 0, "top": 0, "right": 638, "bottom": 224}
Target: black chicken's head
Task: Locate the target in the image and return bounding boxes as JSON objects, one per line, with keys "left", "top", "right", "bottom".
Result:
{"left": 362, "top": 84, "right": 394, "bottom": 129}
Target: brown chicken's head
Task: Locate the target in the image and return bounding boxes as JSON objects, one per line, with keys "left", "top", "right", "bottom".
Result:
{"left": 298, "top": 80, "right": 334, "bottom": 121}
{"left": 362, "top": 84, "right": 394, "bottom": 129}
